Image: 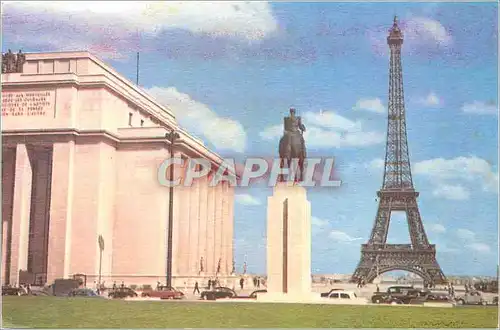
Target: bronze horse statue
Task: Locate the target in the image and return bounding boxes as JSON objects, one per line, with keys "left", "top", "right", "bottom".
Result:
{"left": 278, "top": 108, "right": 307, "bottom": 182}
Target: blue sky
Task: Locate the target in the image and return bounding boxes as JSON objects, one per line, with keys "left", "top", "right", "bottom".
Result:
{"left": 3, "top": 1, "right": 498, "bottom": 276}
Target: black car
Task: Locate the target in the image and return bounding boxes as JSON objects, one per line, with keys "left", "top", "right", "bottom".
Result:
{"left": 67, "top": 288, "right": 103, "bottom": 298}
{"left": 2, "top": 286, "right": 26, "bottom": 296}
{"left": 200, "top": 287, "right": 236, "bottom": 300}
{"left": 371, "top": 285, "right": 417, "bottom": 304}
{"left": 320, "top": 288, "right": 344, "bottom": 298}
{"left": 108, "top": 287, "right": 138, "bottom": 299}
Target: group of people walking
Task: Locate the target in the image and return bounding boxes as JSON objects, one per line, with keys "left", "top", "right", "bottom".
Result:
{"left": 192, "top": 278, "right": 221, "bottom": 294}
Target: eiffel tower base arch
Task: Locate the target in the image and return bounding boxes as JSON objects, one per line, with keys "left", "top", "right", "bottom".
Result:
{"left": 352, "top": 244, "right": 447, "bottom": 284}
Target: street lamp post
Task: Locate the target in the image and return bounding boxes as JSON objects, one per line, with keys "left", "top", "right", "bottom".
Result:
{"left": 98, "top": 235, "right": 104, "bottom": 293}
{"left": 166, "top": 130, "right": 180, "bottom": 288}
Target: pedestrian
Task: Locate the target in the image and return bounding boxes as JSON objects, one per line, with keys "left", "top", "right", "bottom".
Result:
{"left": 240, "top": 277, "right": 244, "bottom": 290}
{"left": 112, "top": 282, "right": 117, "bottom": 291}
{"left": 207, "top": 279, "right": 211, "bottom": 290}
{"left": 257, "top": 278, "right": 260, "bottom": 288}
{"left": 193, "top": 281, "right": 200, "bottom": 294}
{"left": 376, "top": 284, "right": 380, "bottom": 293}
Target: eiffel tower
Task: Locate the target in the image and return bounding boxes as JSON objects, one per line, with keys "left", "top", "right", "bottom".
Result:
{"left": 351, "top": 17, "right": 446, "bottom": 285}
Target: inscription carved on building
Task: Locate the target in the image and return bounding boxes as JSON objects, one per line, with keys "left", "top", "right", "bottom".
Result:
{"left": 2, "top": 91, "right": 55, "bottom": 117}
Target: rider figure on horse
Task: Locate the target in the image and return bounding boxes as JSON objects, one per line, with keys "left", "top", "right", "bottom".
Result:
{"left": 284, "top": 108, "right": 306, "bottom": 150}
{"left": 279, "top": 108, "right": 307, "bottom": 182}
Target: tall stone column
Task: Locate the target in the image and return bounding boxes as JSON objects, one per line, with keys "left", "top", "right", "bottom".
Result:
{"left": 188, "top": 176, "right": 200, "bottom": 275}
{"left": 206, "top": 174, "right": 216, "bottom": 275}
{"left": 227, "top": 186, "right": 234, "bottom": 274}
{"left": 213, "top": 182, "right": 223, "bottom": 274}
{"left": 197, "top": 175, "right": 208, "bottom": 274}
{"left": 47, "top": 140, "right": 75, "bottom": 283}
{"left": 2, "top": 148, "right": 16, "bottom": 284}
{"left": 9, "top": 144, "right": 33, "bottom": 285}
{"left": 177, "top": 157, "right": 191, "bottom": 276}
{"left": 221, "top": 182, "right": 229, "bottom": 274}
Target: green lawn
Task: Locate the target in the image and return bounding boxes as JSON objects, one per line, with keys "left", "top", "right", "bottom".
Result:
{"left": 2, "top": 296, "right": 498, "bottom": 328}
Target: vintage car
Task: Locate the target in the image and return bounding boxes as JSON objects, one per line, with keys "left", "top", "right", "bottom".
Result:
{"left": 141, "top": 286, "right": 185, "bottom": 299}
{"left": 249, "top": 289, "right": 267, "bottom": 299}
{"left": 108, "top": 287, "right": 138, "bottom": 299}
{"left": 320, "top": 288, "right": 344, "bottom": 298}
{"left": 200, "top": 287, "right": 237, "bottom": 300}
{"left": 2, "top": 286, "right": 27, "bottom": 296}
{"left": 455, "top": 291, "right": 488, "bottom": 305}
{"left": 327, "top": 291, "right": 368, "bottom": 304}
{"left": 67, "top": 288, "right": 104, "bottom": 298}
{"left": 371, "top": 285, "right": 420, "bottom": 304}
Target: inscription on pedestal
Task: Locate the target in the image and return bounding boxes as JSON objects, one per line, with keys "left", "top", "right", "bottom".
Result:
{"left": 2, "top": 90, "right": 55, "bottom": 117}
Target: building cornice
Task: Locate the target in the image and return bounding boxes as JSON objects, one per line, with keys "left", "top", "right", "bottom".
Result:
{"left": 1, "top": 129, "right": 229, "bottom": 169}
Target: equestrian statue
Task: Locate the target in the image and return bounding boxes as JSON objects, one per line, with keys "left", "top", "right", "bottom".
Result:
{"left": 278, "top": 108, "right": 307, "bottom": 182}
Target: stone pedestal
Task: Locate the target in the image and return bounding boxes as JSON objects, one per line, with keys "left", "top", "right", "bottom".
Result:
{"left": 259, "top": 183, "right": 318, "bottom": 302}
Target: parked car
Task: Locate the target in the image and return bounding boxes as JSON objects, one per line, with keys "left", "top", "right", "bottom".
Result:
{"left": 249, "top": 289, "right": 267, "bottom": 299}
{"left": 320, "top": 288, "right": 344, "bottom": 298}
{"left": 327, "top": 291, "right": 368, "bottom": 304}
{"left": 425, "top": 292, "right": 452, "bottom": 303}
{"left": 141, "top": 286, "right": 185, "bottom": 299}
{"left": 2, "top": 286, "right": 27, "bottom": 296}
{"left": 474, "top": 280, "right": 498, "bottom": 293}
{"left": 455, "top": 291, "right": 488, "bottom": 305}
{"left": 371, "top": 285, "right": 419, "bottom": 304}
{"left": 200, "top": 287, "right": 236, "bottom": 300}
{"left": 108, "top": 287, "right": 138, "bottom": 299}
{"left": 67, "top": 288, "right": 103, "bottom": 298}
{"left": 492, "top": 296, "right": 498, "bottom": 306}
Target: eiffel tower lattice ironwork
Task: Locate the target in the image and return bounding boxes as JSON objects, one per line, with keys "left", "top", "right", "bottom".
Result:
{"left": 351, "top": 17, "right": 446, "bottom": 285}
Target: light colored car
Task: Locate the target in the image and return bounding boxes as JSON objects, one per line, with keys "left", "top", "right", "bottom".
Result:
{"left": 455, "top": 291, "right": 487, "bottom": 305}
{"left": 327, "top": 290, "right": 368, "bottom": 305}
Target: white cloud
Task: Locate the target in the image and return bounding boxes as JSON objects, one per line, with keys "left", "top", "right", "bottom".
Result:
{"left": 304, "top": 111, "right": 363, "bottom": 132}
{"left": 311, "top": 216, "right": 329, "bottom": 227}
{"left": 427, "top": 223, "right": 446, "bottom": 234}
{"left": 305, "top": 126, "right": 385, "bottom": 148}
{"left": 368, "top": 16, "right": 452, "bottom": 57}
{"left": 467, "top": 243, "right": 491, "bottom": 253}
{"left": 455, "top": 229, "right": 491, "bottom": 254}
{"left": 432, "top": 184, "right": 470, "bottom": 200}
{"left": 456, "top": 228, "right": 476, "bottom": 241}
{"left": 365, "top": 158, "right": 385, "bottom": 170}
{"left": 147, "top": 86, "right": 246, "bottom": 152}
{"left": 5, "top": 1, "right": 277, "bottom": 41}
{"left": 259, "top": 125, "right": 282, "bottom": 141}
{"left": 419, "top": 92, "right": 441, "bottom": 107}
{"left": 329, "top": 230, "right": 363, "bottom": 242}
{"left": 462, "top": 101, "right": 498, "bottom": 115}
{"left": 260, "top": 110, "right": 385, "bottom": 149}
{"left": 404, "top": 17, "right": 452, "bottom": 46}
{"left": 235, "top": 193, "right": 261, "bottom": 206}
{"left": 3, "top": 1, "right": 277, "bottom": 59}
{"left": 414, "top": 156, "right": 499, "bottom": 194}
{"left": 354, "top": 98, "right": 386, "bottom": 114}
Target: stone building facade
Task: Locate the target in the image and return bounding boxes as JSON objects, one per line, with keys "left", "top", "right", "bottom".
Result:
{"left": 1, "top": 51, "right": 234, "bottom": 287}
